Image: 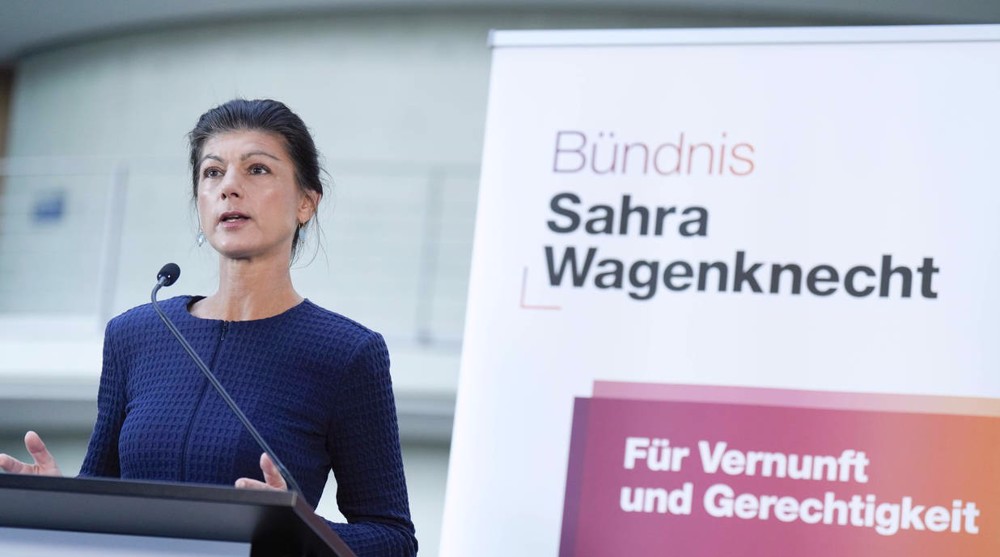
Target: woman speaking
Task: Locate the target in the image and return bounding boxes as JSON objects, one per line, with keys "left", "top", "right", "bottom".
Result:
{"left": 0, "top": 99, "right": 418, "bottom": 557}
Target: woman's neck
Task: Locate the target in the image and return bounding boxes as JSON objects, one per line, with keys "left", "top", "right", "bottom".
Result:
{"left": 191, "top": 257, "right": 303, "bottom": 321}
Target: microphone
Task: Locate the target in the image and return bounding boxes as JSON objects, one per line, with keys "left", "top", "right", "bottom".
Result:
{"left": 150, "top": 263, "right": 303, "bottom": 497}
{"left": 156, "top": 263, "right": 180, "bottom": 287}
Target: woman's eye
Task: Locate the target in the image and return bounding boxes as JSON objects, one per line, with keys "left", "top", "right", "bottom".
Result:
{"left": 202, "top": 167, "right": 222, "bottom": 179}
{"left": 249, "top": 164, "right": 269, "bottom": 175}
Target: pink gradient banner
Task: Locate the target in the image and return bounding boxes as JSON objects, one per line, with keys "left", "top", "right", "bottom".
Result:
{"left": 560, "top": 386, "right": 1000, "bottom": 556}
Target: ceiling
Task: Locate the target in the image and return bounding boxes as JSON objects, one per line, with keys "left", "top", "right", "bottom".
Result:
{"left": 2, "top": 0, "right": 1000, "bottom": 65}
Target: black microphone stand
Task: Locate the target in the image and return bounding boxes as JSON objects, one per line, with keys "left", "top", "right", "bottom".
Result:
{"left": 150, "top": 263, "right": 304, "bottom": 498}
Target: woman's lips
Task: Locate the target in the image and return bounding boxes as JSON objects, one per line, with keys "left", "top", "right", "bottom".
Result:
{"left": 218, "top": 211, "right": 250, "bottom": 229}
{"left": 219, "top": 211, "right": 249, "bottom": 222}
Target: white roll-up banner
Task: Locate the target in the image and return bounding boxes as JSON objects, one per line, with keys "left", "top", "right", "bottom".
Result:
{"left": 442, "top": 25, "right": 1000, "bottom": 557}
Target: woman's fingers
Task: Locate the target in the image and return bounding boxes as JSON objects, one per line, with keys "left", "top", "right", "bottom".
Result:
{"left": 234, "top": 477, "right": 271, "bottom": 489}
{"left": 234, "top": 453, "right": 287, "bottom": 491}
{"left": 0, "top": 431, "right": 62, "bottom": 476}
{"left": 0, "top": 453, "right": 30, "bottom": 474}
{"left": 259, "top": 453, "right": 287, "bottom": 490}
{"left": 24, "top": 431, "right": 61, "bottom": 476}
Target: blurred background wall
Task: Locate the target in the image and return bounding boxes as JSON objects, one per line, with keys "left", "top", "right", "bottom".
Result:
{"left": 1, "top": 2, "right": 998, "bottom": 555}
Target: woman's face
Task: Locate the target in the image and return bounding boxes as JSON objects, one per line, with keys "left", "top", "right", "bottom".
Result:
{"left": 195, "top": 130, "right": 317, "bottom": 263}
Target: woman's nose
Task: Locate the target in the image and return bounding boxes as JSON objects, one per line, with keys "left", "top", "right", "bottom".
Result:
{"left": 219, "top": 169, "right": 242, "bottom": 199}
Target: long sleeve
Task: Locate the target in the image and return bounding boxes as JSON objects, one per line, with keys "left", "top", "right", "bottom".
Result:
{"left": 79, "top": 318, "right": 128, "bottom": 478}
{"left": 325, "top": 332, "right": 418, "bottom": 557}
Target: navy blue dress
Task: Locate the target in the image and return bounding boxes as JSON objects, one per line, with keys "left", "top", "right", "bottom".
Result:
{"left": 80, "top": 296, "right": 417, "bottom": 556}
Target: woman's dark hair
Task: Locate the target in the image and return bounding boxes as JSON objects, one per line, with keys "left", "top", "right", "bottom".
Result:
{"left": 188, "top": 98, "right": 323, "bottom": 260}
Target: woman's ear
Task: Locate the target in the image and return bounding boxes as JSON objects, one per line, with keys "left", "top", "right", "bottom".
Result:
{"left": 298, "top": 190, "right": 321, "bottom": 223}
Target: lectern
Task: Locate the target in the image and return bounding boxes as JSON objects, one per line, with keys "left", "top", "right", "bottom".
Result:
{"left": 0, "top": 474, "right": 357, "bottom": 557}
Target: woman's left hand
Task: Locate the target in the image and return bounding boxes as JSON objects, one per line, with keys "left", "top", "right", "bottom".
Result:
{"left": 235, "top": 453, "right": 288, "bottom": 491}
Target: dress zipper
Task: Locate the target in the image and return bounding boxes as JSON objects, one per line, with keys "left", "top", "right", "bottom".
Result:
{"left": 178, "top": 320, "right": 230, "bottom": 481}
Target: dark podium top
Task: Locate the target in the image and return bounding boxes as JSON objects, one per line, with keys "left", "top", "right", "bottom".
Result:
{"left": 0, "top": 474, "right": 357, "bottom": 557}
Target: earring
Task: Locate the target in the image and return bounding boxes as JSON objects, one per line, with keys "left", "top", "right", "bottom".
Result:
{"left": 196, "top": 229, "right": 206, "bottom": 247}
{"left": 297, "top": 222, "right": 306, "bottom": 242}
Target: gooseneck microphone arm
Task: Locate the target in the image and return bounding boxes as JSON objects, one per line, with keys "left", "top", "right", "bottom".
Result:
{"left": 150, "top": 263, "right": 304, "bottom": 498}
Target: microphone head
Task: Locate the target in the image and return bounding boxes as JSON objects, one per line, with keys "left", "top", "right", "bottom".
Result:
{"left": 157, "top": 263, "right": 181, "bottom": 287}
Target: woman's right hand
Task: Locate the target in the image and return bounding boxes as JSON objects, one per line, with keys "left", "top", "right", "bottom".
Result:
{"left": 0, "top": 431, "right": 62, "bottom": 476}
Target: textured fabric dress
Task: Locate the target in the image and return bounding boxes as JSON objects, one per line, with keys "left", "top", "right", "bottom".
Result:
{"left": 79, "top": 295, "right": 418, "bottom": 557}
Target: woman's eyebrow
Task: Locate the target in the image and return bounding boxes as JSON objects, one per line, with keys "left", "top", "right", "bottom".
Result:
{"left": 241, "top": 150, "right": 281, "bottom": 161}
{"left": 199, "top": 151, "right": 281, "bottom": 166}
{"left": 198, "top": 154, "right": 223, "bottom": 166}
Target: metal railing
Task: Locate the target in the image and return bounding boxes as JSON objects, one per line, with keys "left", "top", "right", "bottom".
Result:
{"left": 0, "top": 156, "right": 479, "bottom": 348}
